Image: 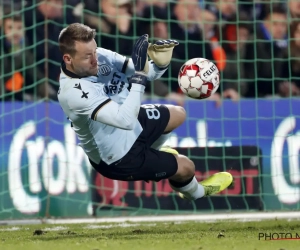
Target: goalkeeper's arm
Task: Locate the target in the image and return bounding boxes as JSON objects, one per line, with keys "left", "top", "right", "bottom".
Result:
{"left": 94, "top": 34, "right": 150, "bottom": 130}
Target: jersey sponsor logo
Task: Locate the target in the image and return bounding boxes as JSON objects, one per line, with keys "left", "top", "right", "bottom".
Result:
{"left": 98, "top": 64, "right": 111, "bottom": 76}
{"left": 104, "top": 72, "right": 125, "bottom": 96}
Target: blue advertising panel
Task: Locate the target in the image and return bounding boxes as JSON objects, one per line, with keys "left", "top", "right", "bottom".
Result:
{"left": 0, "top": 99, "right": 300, "bottom": 219}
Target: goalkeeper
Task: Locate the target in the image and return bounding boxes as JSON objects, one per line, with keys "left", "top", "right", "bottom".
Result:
{"left": 57, "top": 23, "right": 232, "bottom": 201}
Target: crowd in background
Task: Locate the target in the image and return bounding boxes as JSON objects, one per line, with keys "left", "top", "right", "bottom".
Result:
{"left": 0, "top": 0, "right": 300, "bottom": 105}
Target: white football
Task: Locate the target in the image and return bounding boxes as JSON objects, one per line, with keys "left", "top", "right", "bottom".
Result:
{"left": 178, "top": 58, "right": 220, "bottom": 99}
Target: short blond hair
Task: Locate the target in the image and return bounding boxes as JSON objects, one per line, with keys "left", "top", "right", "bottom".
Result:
{"left": 58, "top": 23, "right": 96, "bottom": 56}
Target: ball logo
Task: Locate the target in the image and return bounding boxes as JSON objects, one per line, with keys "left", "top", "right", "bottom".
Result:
{"left": 98, "top": 64, "right": 111, "bottom": 76}
{"left": 203, "top": 64, "right": 217, "bottom": 78}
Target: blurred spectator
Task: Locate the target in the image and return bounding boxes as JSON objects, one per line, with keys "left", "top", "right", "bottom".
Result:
{"left": 279, "top": 21, "right": 300, "bottom": 97}
{"left": 135, "top": 0, "right": 168, "bottom": 16}
{"left": 199, "top": 9, "right": 226, "bottom": 74}
{"left": 199, "top": 8, "right": 218, "bottom": 40}
{"left": 220, "top": 14, "right": 251, "bottom": 99}
{"left": 239, "top": 0, "right": 287, "bottom": 21}
{"left": 171, "top": 0, "right": 214, "bottom": 59}
{"left": 140, "top": 5, "right": 168, "bottom": 40}
{"left": 162, "top": 0, "right": 214, "bottom": 93}
{"left": 24, "top": 0, "right": 79, "bottom": 94}
{"left": 239, "top": 0, "right": 261, "bottom": 20}
{"left": 196, "top": 7, "right": 227, "bottom": 103}
{"left": 0, "top": 10, "right": 56, "bottom": 101}
{"left": 80, "top": 0, "right": 101, "bottom": 32}
{"left": 1, "top": 0, "right": 298, "bottom": 102}
{"left": 288, "top": 0, "right": 300, "bottom": 20}
{"left": 84, "top": 0, "right": 135, "bottom": 56}
{"left": 140, "top": 5, "right": 185, "bottom": 106}
{"left": 0, "top": 0, "right": 23, "bottom": 12}
{"left": 244, "top": 4, "right": 288, "bottom": 97}
{"left": 205, "top": 0, "right": 238, "bottom": 23}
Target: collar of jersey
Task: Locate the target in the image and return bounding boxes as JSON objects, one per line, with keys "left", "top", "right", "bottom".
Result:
{"left": 61, "top": 61, "right": 82, "bottom": 79}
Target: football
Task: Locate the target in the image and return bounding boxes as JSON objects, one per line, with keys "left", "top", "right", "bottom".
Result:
{"left": 178, "top": 58, "right": 220, "bottom": 99}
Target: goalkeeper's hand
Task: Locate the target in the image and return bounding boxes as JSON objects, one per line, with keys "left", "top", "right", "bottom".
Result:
{"left": 131, "top": 34, "right": 149, "bottom": 76}
{"left": 147, "top": 39, "right": 179, "bottom": 68}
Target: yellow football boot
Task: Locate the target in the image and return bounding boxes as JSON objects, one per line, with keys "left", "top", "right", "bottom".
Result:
{"left": 179, "top": 172, "right": 233, "bottom": 199}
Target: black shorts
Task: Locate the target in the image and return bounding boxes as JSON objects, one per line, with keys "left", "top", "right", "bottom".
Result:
{"left": 90, "top": 104, "right": 178, "bottom": 182}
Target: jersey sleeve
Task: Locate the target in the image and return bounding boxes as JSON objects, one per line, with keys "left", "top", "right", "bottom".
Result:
{"left": 95, "top": 83, "right": 145, "bottom": 130}
{"left": 65, "top": 79, "right": 145, "bottom": 130}
{"left": 125, "top": 58, "right": 168, "bottom": 81}
{"left": 112, "top": 52, "right": 130, "bottom": 74}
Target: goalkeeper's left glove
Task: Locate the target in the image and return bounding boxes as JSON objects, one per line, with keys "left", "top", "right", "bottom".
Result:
{"left": 147, "top": 39, "right": 179, "bottom": 69}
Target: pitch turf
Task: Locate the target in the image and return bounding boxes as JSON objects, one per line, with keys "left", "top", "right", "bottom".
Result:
{"left": 1, "top": 219, "right": 300, "bottom": 250}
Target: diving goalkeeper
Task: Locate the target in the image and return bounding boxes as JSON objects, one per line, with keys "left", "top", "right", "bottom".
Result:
{"left": 57, "top": 23, "right": 232, "bottom": 201}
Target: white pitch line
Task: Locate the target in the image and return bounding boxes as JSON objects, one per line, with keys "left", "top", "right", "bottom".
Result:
{"left": 0, "top": 226, "right": 21, "bottom": 231}
{"left": 1, "top": 212, "right": 300, "bottom": 226}
{"left": 84, "top": 223, "right": 157, "bottom": 229}
{"left": 0, "top": 226, "right": 67, "bottom": 232}
{"left": 43, "top": 226, "right": 69, "bottom": 231}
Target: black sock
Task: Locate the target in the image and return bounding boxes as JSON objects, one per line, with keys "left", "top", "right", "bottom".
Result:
{"left": 169, "top": 176, "right": 194, "bottom": 188}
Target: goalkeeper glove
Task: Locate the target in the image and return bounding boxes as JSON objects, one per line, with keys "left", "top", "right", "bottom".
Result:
{"left": 131, "top": 34, "right": 149, "bottom": 76}
{"left": 130, "top": 34, "right": 150, "bottom": 86}
{"left": 147, "top": 39, "right": 179, "bottom": 68}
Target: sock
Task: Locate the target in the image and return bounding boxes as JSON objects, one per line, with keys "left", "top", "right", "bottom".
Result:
{"left": 151, "top": 133, "right": 171, "bottom": 150}
{"left": 169, "top": 176, "right": 205, "bottom": 201}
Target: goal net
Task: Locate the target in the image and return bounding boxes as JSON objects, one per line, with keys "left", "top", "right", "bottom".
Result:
{"left": 0, "top": 0, "right": 299, "bottom": 220}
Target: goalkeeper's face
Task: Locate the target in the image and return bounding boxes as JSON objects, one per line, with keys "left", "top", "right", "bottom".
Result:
{"left": 70, "top": 40, "right": 98, "bottom": 77}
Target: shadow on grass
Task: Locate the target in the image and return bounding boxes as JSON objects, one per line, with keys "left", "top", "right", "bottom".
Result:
{"left": 30, "top": 220, "right": 300, "bottom": 242}
{"left": 31, "top": 226, "right": 192, "bottom": 242}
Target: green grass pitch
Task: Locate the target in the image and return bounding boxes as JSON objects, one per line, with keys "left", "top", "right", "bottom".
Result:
{"left": 1, "top": 219, "right": 300, "bottom": 250}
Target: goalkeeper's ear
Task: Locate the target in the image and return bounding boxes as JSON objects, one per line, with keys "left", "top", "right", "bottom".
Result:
{"left": 147, "top": 39, "right": 179, "bottom": 68}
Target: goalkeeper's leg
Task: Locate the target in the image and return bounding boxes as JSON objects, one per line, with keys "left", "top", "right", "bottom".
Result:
{"left": 147, "top": 104, "right": 232, "bottom": 200}
{"left": 151, "top": 105, "right": 186, "bottom": 150}
{"left": 165, "top": 148, "right": 233, "bottom": 200}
